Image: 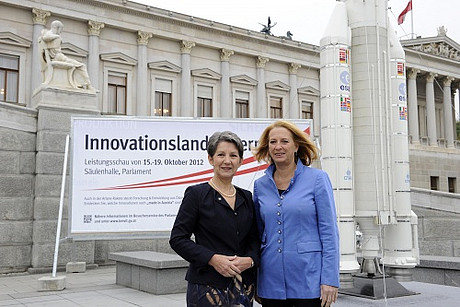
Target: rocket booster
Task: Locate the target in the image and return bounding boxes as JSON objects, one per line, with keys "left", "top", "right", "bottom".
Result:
{"left": 383, "top": 25, "right": 419, "bottom": 269}
{"left": 320, "top": 1, "right": 359, "bottom": 276}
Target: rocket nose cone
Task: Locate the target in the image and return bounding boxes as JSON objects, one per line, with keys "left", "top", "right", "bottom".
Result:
{"left": 320, "top": 1, "right": 350, "bottom": 46}
{"left": 388, "top": 23, "right": 405, "bottom": 58}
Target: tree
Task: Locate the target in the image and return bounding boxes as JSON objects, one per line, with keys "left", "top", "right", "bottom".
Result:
{"left": 457, "top": 121, "right": 460, "bottom": 140}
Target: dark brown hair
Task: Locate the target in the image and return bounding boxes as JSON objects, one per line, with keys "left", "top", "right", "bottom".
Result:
{"left": 207, "top": 131, "right": 244, "bottom": 159}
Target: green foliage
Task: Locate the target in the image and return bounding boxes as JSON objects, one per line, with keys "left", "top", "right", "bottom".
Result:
{"left": 457, "top": 121, "right": 460, "bottom": 140}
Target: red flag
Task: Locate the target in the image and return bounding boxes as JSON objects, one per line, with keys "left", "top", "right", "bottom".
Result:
{"left": 398, "top": 0, "right": 412, "bottom": 25}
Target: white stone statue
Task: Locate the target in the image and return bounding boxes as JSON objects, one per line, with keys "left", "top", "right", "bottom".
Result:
{"left": 38, "top": 20, "right": 96, "bottom": 91}
{"left": 437, "top": 25, "right": 447, "bottom": 37}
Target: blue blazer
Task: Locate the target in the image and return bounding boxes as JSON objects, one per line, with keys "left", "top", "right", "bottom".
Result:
{"left": 253, "top": 161, "right": 340, "bottom": 299}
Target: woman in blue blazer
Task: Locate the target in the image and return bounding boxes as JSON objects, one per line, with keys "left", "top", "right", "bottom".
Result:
{"left": 253, "top": 120, "right": 340, "bottom": 307}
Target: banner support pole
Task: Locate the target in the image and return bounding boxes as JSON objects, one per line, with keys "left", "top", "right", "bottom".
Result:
{"left": 52, "top": 134, "right": 70, "bottom": 278}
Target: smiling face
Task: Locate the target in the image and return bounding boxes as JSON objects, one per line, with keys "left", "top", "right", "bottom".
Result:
{"left": 208, "top": 141, "right": 243, "bottom": 181}
{"left": 268, "top": 127, "right": 299, "bottom": 167}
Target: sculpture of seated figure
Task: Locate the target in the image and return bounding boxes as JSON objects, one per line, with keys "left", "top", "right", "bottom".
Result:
{"left": 38, "top": 20, "right": 96, "bottom": 91}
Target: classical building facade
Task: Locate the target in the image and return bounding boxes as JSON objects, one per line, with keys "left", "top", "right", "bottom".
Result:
{"left": 0, "top": 0, "right": 459, "bottom": 274}
{"left": 401, "top": 32, "right": 460, "bottom": 193}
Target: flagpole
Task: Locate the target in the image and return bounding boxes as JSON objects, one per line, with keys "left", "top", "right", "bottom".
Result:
{"left": 411, "top": 0, "right": 414, "bottom": 39}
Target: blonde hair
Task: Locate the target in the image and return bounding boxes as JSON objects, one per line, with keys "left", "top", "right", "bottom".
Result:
{"left": 253, "top": 120, "right": 318, "bottom": 166}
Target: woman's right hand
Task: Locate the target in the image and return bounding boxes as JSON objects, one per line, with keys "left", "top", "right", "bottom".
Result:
{"left": 208, "top": 254, "right": 240, "bottom": 277}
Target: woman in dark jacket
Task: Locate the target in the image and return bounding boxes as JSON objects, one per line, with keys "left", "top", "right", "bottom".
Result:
{"left": 169, "top": 131, "right": 259, "bottom": 307}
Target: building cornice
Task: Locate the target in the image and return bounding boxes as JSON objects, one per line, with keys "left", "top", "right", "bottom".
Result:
{"left": 266, "top": 80, "right": 290, "bottom": 92}
{"left": 0, "top": 32, "right": 31, "bottom": 48}
{"left": 230, "top": 75, "right": 258, "bottom": 86}
{"left": 61, "top": 42, "right": 88, "bottom": 58}
{"left": 5, "top": 0, "right": 319, "bottom": 59}
{"left": 402, "top": 35, "right": 460, "bottom": 62}
{"left": 148, "top": 60, "right": 181, "bottom": 73}
{"left": 100, "top": 52, "right": 137, "bottom": 66}
{"left": 298, "top": 86, "right": 320, "bottom": 96}
{"left": 191, "top": 68, "right": 221, "bottom": 80}
{"left": 404, "top": 48, "right": 460, "bottom": 79}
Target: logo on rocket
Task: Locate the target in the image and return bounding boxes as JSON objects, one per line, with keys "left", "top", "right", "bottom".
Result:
{"left": 340, "top": 71, "right": 350, "bottom": 92}
{"left": 399, "top": 106, "right": 407, "bottom": 121}
{"left": 399, "top": 83, "right": 406, "bottom": 102}
{"left": 344, "top": 168, "right": 352, "bottom": 180}
{"left": 397, "top": 62, "right": 405, "bottom": 76}
{"left": 339, "top": 48, "right": 349, "bottom": 64}
{"left": 340, "top": 96, "right": 351, "bottom": 112}
{"left": 405, "top": 173, "right": 410, "bottom": 184}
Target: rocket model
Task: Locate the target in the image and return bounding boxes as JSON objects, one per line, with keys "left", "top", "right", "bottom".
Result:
{"left": 320, "top": 1, "right": 359, "bottom": 287}
{"left": 320, "top": 0, "right": 419, "bottom": 283}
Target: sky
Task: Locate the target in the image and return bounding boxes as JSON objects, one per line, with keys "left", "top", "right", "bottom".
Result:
{"left": 134, "top": 0, "right": 460, "bottom": 45}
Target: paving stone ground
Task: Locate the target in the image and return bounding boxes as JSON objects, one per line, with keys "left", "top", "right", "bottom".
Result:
{"left": 1, "top": 266, "right": 459, "bottom": 306}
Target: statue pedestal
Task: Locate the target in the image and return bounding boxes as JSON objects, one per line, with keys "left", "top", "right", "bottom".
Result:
{"left": 30, "top": 87, "right": 99, "bottom": 271}
{"left": 32, "top": 86, "right": 98, "bottom": 111}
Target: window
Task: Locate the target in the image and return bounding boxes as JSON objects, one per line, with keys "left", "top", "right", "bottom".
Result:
{"left": 235, "top": 90, "right": 249, "bottom": 118}
{"left": 298, "top": 87, "right": 320, "bottom": 136}
{"left": 154, "top": 79, "right": 172, "bottom": 116}
{"left": 302, "top": 101, "right": 313, "bottom": 119}
{"left": 448, "top": 177, "right": 456, "bottom": 193}
{"left": 430, "top": 176, "right": 439, "bottom": 191}
{"left": 101, "top": 52, "right": 136, "bottom": 115}
{"left": 197, "top": 85, "right": 213, "bottom": 117}
{"left": 0, "top": 54, "right": 19, "bottom": 103}
{"left": 436, "top": 107, "right": 443, "bottom": 142}
{"left": 107, "top": 72, "right": 127, "bottom": 114}
{"left": 154, "top": 92, "right": 171, "bottom": 116}
{"left": 198, "top": 97, "right": 212, "bottom": 117}
{"left": 270, "top": 97, "right": 283, "bottom": 118}
{"left": 418, "top": 105, "right": 427, "bottom": 139}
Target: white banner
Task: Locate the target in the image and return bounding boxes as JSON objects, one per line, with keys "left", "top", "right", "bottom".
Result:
{"left": 70, "top": 117, "right": 311, "bottom": 238}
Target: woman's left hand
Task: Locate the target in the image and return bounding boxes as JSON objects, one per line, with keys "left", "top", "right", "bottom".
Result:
{"left": 320, "top": 284, "right": 338, "bottom": 307}
{"left": 231, "top": 256, "right": 253, "bottom": 272}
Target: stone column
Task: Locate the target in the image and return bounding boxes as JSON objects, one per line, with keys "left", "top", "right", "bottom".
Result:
{"left": 256, "top": 56, "right": 269, "bottom": 118}
{"left": 87, "top": 21, "right": 104, "bottom": 97}
{"left": 288, "top": 63, "right": 301, "bottom": 119}
{"left": 136, "top": 31, "right": 153, "bottom": 116}
{"left": 180, "top": 41, "right": 195, "bottom": 117}
{"left": 453, "top": 84, "right": 459, "bottom": 141}
{"left": 425, "top": 73, "right": 438, "bottom": 146}
{"left": 220, "top": 49, "right": 234, "bottom": 118}
{"left": 443, "top": 77, "right": 455, "bottom": 147}
{"left": 407, "top": 68, "right": 420, "bottom": 144}
{"left": 31, "top": 8, "right": 50, "bottom": 96}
